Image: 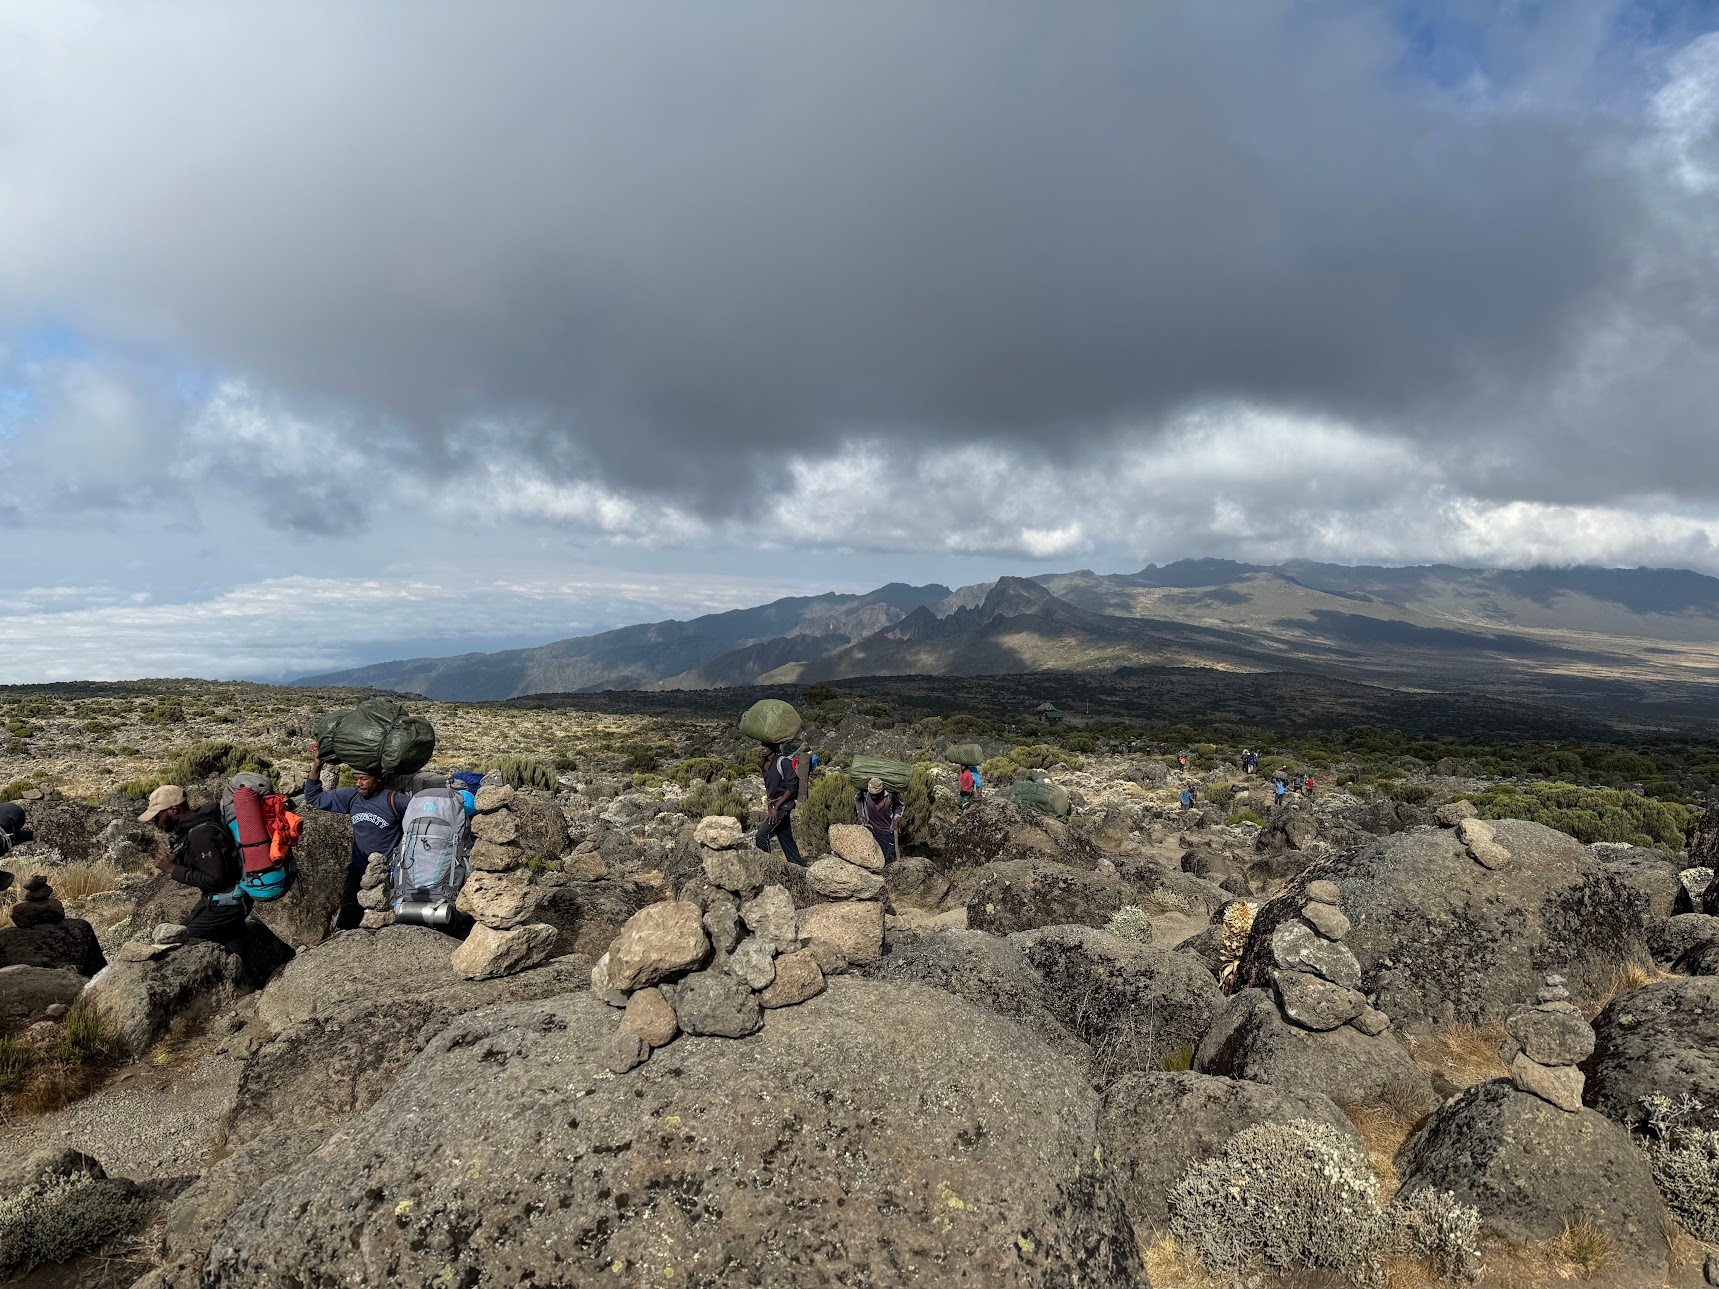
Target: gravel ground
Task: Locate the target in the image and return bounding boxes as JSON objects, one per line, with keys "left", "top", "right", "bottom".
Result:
{"left": 6, "top": 1046, "right": 242, "bottom": 1180}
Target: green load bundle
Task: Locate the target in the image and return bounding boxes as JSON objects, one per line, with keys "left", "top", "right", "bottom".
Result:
{"left": 943, "top": 742, "right": 985, "bottom": 767}
{"left": 1007, "top": 778, "right": 1071, "bottom": 819}
{"left": 738, "top": 699, "right": 802, "bottom": 746}
{"left": 847, "top": 756, "right": 912, "bottom": 794}
{"left": 314, "top": 698, "right": 436, "bottom": 777}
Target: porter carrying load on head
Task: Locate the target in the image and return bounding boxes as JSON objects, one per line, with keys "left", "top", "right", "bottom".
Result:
{"left": 314, "top": 698, "right": 436, "bottom": 778}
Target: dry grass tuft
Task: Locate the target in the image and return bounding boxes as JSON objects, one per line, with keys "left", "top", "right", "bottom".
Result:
{"left": 1585, "top": 960, "right": 1680, "bottom": 1019}
{"left": 1341, "top": 1101, "right": 1423, "bottom": 1199}
{"left": 1141, "top": 1235, "right": 1216, "bottom": 1289}
{"left": 1663, "top": 1216, "right": 1710, "bottom": 1275}
{"left": 1409, "top": 1022, "right": 1510, "bottom": 1090}
{"left": 0, "top": 998, "right": 122, "bottom": 1118}
{"left": 51, "top": 861, "right": 129, "bottom": 900}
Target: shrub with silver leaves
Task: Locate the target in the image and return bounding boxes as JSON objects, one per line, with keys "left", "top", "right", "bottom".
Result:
{"left": 1168, "top": 1118, "right": 1388, "bottom": 1283}
{"left": 1638, "top": 1092, "right": 1719, "bottom": 1242}
{"left": 1389, "top": 1188, "right": 1482, "bottom": 1282}
{"left": 0, "top": 1172, "right": 150, "bottom": 1278}
{"left": 1105, "top": 904, "right": 1155, "bottom": 946}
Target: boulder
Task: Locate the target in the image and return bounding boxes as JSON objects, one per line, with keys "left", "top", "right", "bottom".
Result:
{"left": 1300, "top": 900, "right": 1350, "bottom": 941}
{"left": 82, "top": 941, "right": 247, "bottom": 1058}
{"left": 863, "top": 929, "right": 1083, "bottom": 1061}
{"left": 693, "top": 814, "right": 745, "bottom": 850}
{"left": 473, "top": 783, "right": 515, "bottom": 813}
{"left": 470, "top": 811, "right": 519, "bottom": 845}
{"left": 826, "top": 823, "right": 887, "bottom": 872}
{"left": 255, "top": 925, "right": 478, "bottom": 1031}
{"left": 702, "top": 845, "right": 769, "bottom": 895}
{"left": 0, "top": 918, "right": 106, "bottom": 976}
{"left": 1595, "top": 845, "right": 1687, "bottom": 919}
{"left": 0, "top": 964, "right": 86, "bottom": 1032}
{"left": 663, "top": 968, "right": 763, "bottom": 1037}
{"left": 1506, "top": 1005, "right": 1594, "bottom": 1067}
{"left": 759, "top": 949, "right": 825, "bottom": 1008}
{"left": 807, "top": 856, "right": 885, "bottom": 900}
{"left": 740, "top": 885, "right": 800, "bottom": 952}
{"left": 605, "top": 901, "right": 710, "bottom": 990}
{"left": 205, "top": 980, "right": 1146, "bottom": 1287}
{"left": 1646, "top": 913, "right": 1719, "bottom": 967}
{"left": 799, "top": 900, "right": 885, "bottom": 966}
{"left": 621, "top": 987, "right": 678, "bottom": 1047}
{"left": 467, "top": 839, "right": 523, "bottom": 873}
{"left": 1195, "top": 988, "right": 1438, "bottom": 1118}
{"left": 726, "top": 936, "right": 776, "bottom": 990}
{"left": 453, "top": 869, "right": 536, "bottom": 930}
{"left": 957, "top": 860, "right": 1134, "bottom": 936}
{"left": 1396, "top": 1080, "right": 1669, "bottom": 1276}
{"left": 885, "top": 856, "right": 951, "bottom": 911}
{"left": 1272, "top": 970, "right": 1367, "bottom": 1031}
{"left": 1100, "top": 1070, "right": 1360, "bottom": 1235}
{"left": 1011, "top": 925, "right": 1224, "bottom": 1079}
{"left": 515, "top": 874, "right": 657, "bottom": 959}
{"left": 1269, "top": 920, "right": 1361, "bottom": 989}
{"left": 1584, "top": 975, "right": 1719, "bottom": 1135}
{"left": 1236, "top": 822, "right": 1653, "bottom": 1031}
{"left": 450, "top": 922, "right": 558, "bottom": 980}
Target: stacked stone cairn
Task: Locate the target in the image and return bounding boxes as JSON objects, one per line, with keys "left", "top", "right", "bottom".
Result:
{"left": 355, "top": 852, "right": 393, "bottom": 929}
{"left": 1498, "top": 973, "right": 1593, "bottom": 1113}
{"left": 1266, "top": 879, "right": 1392, "bottom": 1037}
{"left": 10, "top": 874, "right": 64, "bottom": 928}
{"left": 592, "top": 815, "right": 888, "bottom": 1074}
{"left": 1435, "top": 798, "right": 1512, "bottom": 870}
{"left": 423, "top": 783, "right": 560, "bottom": 980}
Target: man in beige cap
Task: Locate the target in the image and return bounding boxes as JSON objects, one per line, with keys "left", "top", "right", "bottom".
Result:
{"left": 140, "top": 785, "right": 250, "bottom": 947}
{"left": 854, "top": 775, "right": 905, "bottom": 864}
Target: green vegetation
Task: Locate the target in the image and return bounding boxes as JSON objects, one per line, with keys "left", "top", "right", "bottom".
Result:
{"left": 1105, "top": 905, "right": 1155, "bottom": 946}
{"left": 486, "top": 756, "right": 559, "bottom": 791}
{"left": 795, "top": 770, "right": 854, "bottom": 855}
{"left": 666, "top": 756, "right": 750, "bottom": 786}
{"left": 138, "top": 696, "right": 186, "bottom": 726}
{"left": 1474, "top": 782, "right": 1693, "bottom": 849}
{"left": 681, "top": 777, "right": 751, "bottom": 822}
{"left": 903, "top": 762, "right": 935, "bottom": 843}
{"left": 0, "top": 998, "right": 122, "bottom": 1118}
{"left": 164, "top": 740, "right": 273, "bottom": 787}
{"left": 980, "top": 743, "right": 1086, "bottom": 786}
{"left": 1639, "top": 1093, "right": 1719, "bottom": 1243}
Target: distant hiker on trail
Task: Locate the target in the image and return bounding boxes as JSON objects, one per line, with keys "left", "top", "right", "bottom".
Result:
{"left": 1179, "top": 786, "right": 1195, "bottom": 810}
{"left": 1178, "top": 753, "right": 1189, "bottom": 770}
{"left": 958, "top": 765, "right": 979, "bottom": 811}
{"left": 304, "top": 742, "right": 413, "bottom": 930}
{"left": 139, "top": 785, "right": 249, "bottom": 948}
{"left": 1274, "top": 778, "right": 1288, "bottom": 807}
{"left": 856, "top": 776, "right": 906, "bottom": 863}
{"left": 1303, "top": 775, "right": 1316, "bottom": 796}
{"left": 755, "top": 743, "right": 803, "bottom": 866}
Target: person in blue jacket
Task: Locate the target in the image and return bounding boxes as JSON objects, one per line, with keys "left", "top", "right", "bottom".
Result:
{"left": 304, "top": 742, "right": 413, "bottom": 929}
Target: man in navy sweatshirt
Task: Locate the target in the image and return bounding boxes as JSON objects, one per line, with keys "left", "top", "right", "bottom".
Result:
{"left": 303, "top": 743, "right": 411, "bottom": 929}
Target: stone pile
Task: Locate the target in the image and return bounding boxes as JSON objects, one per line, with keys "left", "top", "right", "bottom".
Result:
{"left": 591, "top": 816, "right": 894, "bottom": 1074}
{"left": 1265, "top": 879, "right": 1391, "bottom": 1037}
{"left": 11, "top": 874, "right": 65, "bottom": 928}
{"left": 1435, "top": 799, "right": 1512, "bottom": 869}
{"left": 1498, "top": 973, "right": 1593, "bottom": 1113}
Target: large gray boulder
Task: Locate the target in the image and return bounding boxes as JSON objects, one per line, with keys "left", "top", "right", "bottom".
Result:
{"left": 1194, "top": 988, "right": 1437, "bottom": 1118}
{"left": 1100, "top": 1070, "right": 1359, "bottom": 1237}
{"left": 956, "top": 860, "right": 1135, "bottom": 935}
{"left": 510, "top": 874, "right": 657, "bottom": 959}
{"left": 1237, "top": 821, "right": 1652, "bottom": 1031}
{"left": 1011, "top": 925, "right": 1224, "bottom": 1081}
{"left": 82, "top": 941, "right": 247, "bottom": 1058}
{"left": 1396, "top": 1080, "right": 1669, "bottom": 1277}
{"left": 1584, "top": 974, "right": 1719, "bottom": 1136}
{"left": 1594, "top": 845, "right": 1686, "bottom": 919}
{"left": 0, "top": 964, "right": 86, "bottom": 1033}
{"left": 862, "top": 928, "right": 1084, "bottom": 1061}
{"left": 1645, "top": 913, "right": 1719, "bottom": 969}
{"left": 0, "top": 917, "right": 106, "bottom": 975}
{"left": 206, "top": 980, "right": 1146, "bottom": 1288}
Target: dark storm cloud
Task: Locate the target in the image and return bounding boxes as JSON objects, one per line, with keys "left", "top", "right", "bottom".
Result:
{"left": 0, "top": 1, "right": 1708, "bottom": 514}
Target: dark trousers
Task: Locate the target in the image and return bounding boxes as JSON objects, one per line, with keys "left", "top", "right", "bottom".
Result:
{"left": 184, "top": 893, "right": 250, "bottom": 948}
{"left": 336, "top": 866, "right": 365, "bottom": 931}
{"left": 756, "top": 809, "right": 803, "bottom": 866}
{"left": 867, "top": 825, "right": 897, "bottom": 864}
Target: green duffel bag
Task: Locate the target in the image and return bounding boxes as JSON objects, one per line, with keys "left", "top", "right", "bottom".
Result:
{"left": 944, "top": 742, "right": 984, "bottom": 767}
{"left": 848, "top": 756, "right": 913, "bottom": 794}
{"left": 1007, "top": 778, "right": 1071, "bottom": 819}
{"left": 738, "top": 699, "right": 802, "bottom": 746}
{"left": 315, "top": 698, "right": 437, "bottom": 777}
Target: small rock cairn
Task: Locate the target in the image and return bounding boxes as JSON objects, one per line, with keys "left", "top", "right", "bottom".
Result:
{"left": 11, "top": 874, "right": 65, "bottom": 928}
{"left": 1435, "top": 799, "right": 1511, "bottom": 870}
{"left": 1266, "top": 878, "right": 1392, "bottom": 1037}
{"left": 1499, "top": 973, "right": 1593, "bottom": 1113}
{"left": 447, "top": 784, "right": 562, "bottom": 980}
{"left": 592, "top": 815, "right": 889, "bottom": 1074}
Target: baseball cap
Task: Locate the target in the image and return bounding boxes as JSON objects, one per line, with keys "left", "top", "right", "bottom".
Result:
{"left": 139, "top": 784, "right": 187, "bottom": 822}
{"left": 867, "top": 777, "right": 885, "bottom": 794}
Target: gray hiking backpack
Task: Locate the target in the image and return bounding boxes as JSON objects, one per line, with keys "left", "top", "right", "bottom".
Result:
{"left": 389, "top": 787, "right": 473, "bottom": 928}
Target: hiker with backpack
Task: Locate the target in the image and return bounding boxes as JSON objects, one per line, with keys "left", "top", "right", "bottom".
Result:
{"left": 1179, "top": 786, "right": 1195, "bottom": 810}
{"left": 855, "top": 776, "right": 906, "bottom": 863}
{"left": 754, "top": 743, "right": 804, "bottom": 866}
{"left": 1273, "top": 777, "right": 1288, "bottom": 808}
{"left": 304, "top": 743, "right": 414, "bottom": 930}
{"left": 958, "top": 765, "right": 979, "bottom": 811}
{"left": 139, "top": 785, "right": 250, "bottom": 948}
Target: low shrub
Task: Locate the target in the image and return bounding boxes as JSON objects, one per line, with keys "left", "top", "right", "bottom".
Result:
{"left": 0, "top": 1170, "right": 151, "bottom": 1279}
{"left": 1473, "top": 781, "right": 1693, "bottom": 849}
{"left": 0, "top": 998, "right": 122, "bottom": 1116}
{"left": 1638, "top": 1092, "right": 1719, "bottom": 1242}
{"left": 681, "top": 777, "right": 752, "bottom": 823}
{"left": 1227, "top": 808, "right": 1268, "bottom": 828}
{"left": 667, "top": 756, "right": 748, "bottom": 786}
{"left": 163, "top": 740, "right": 273, "bottom": 787}
{"left": 486, "top": 756, "right": 558, "bottom": 792}
{"left": 1105, "top": 905, "right": 1155, "bottom": 946}
{"left": 622, "top": 746, "right": 668, "bottom": 774}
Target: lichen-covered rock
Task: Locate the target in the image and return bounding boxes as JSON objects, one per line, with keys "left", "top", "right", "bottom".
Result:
{"left": 1396, "top": 1080, "right": 1669, "bottom": 1276}
{"left": 1272, "top": 970, "right": 1367, "bottom": 1031}
{"left": 205, "top": 980, "right": 1146, "bottom": 1287}
{"left": 82, "top": 940, "right": 246, "bottom": 1058}
{"left": 1195, "top": 988, "right": 1437, "bottom": 1118}
{"left": 0, "top": 964, "right": 85, "bottom": 1033}
{"left": 508, "top": 790, "right": 572, "bottom": 858}
{"left": 662, "top": 968, "right": 763, "bottom": 1038}
{"left": 740, "top": 885, "right": 799, "bottom": 953}
{"left": 726, "top": 936, "right": 777, "bottom": 990}
{"left": 621, "top": 986, "right": 678, "bottom": 1047}
{"left": 759, "top": 949, "right": 825, "bottom": 1008}
{"left": 1237, "top": 822, "right": 1653, "bottom": 1031}
{"left": 885, "top": 856, "right": 951, "bottom": 911}
{"left": 453, "top": 869, "right": 535, "bottom": 930}
{"left": 1585, "top": 975, "right": 1719, "bottom": 1135}
{"left": 1269, "top": 921, "right": 1361, "bottom": 989}
{"left": 693, "top": 814, "right": 745, "bottom": 850}
{"left": 958, "top": 860, "right": 1134, "bottom": 936}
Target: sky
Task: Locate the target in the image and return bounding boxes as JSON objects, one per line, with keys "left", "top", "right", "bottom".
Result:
{"left": 3, "top": 0, "right": 1719, "bottom": 682}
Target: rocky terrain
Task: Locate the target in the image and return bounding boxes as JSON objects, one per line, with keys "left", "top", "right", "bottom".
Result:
{"left": 2, "top": 676, "right": 1718, "bottom": 1286}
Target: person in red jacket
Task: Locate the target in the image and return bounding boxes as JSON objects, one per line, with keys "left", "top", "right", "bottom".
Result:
{"left": 958, "top": 765, "right": 978, "bottom": 811}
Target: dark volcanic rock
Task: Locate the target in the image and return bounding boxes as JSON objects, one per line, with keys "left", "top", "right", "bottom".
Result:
{"left": 1584, "top": 974, "right": 1719, "bottom": 1136}
{"left": 0, "top": 917, "right": 106, "bottom": 975}
{"left": 207, "top": 980, "right": 1146, "bottom": 1288}
{"left": 956, "top": 860, "right": 1135, "bottom": 935}
{"left": 1236, "top": 821, "right": 1652, "bottom": 1031}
